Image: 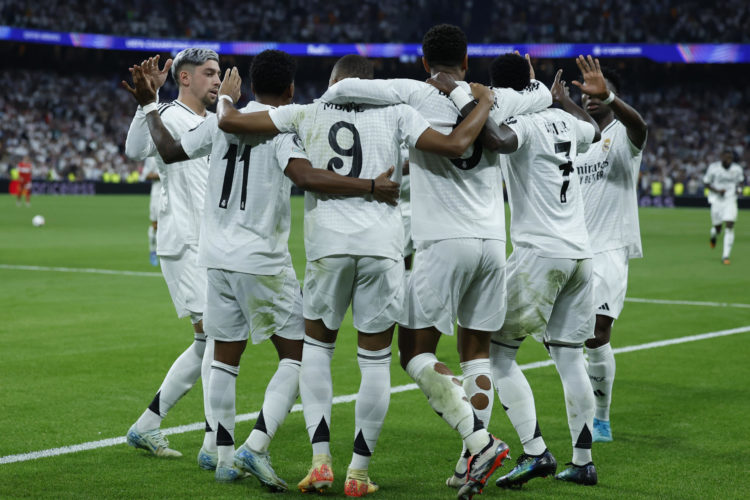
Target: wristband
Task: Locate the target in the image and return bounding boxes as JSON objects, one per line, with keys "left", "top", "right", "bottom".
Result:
{"left": 449, "top": 87, "right": 474, "bottom": 110}
{"left": 142, "top": 102, "right": 158, "bottom": 115}
{"left": 219, "top": 94, "right": 235, "bottom": 105}
{"left": 601, "top": 91, "right": 616, "bottom": 105}
{"left": 370, "top": 179, "right": 375, "bottom": 194}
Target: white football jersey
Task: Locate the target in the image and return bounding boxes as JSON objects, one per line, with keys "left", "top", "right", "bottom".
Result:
{"left": 576, "top": 120, "right": 645, "bottom": 259}
{"left": 703, "top": 161, "right": 744, "bottom": 204}
{"left": 125, "top": 100, "right": 209, "bottom": 256}
{"left": 320, "top": 78, "right": 552, "bottom": 242}
{"left": 140, "top": 156, "right": 162, "bottom": 200}
{"left": 502, "top": 108, "right": 596, "bottom": 259}
{"left": 180, "top": 101, "right": 308, "bottom": 275}
{"left": 269, "top": 101, "right": 429, "bottom": 261}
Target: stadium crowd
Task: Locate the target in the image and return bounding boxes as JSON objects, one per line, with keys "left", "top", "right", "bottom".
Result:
{"left": 3, "top": 0, "right": 750, "bottom": 43}
{"left": 1, "top": 56, "right": 747, "bottom": 195}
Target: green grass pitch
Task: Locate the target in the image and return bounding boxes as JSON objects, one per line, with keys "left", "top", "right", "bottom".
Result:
{"left": 1, "top": 194, "right": 749, "bottom": 499}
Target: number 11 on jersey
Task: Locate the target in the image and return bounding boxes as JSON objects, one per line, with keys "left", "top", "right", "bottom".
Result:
{"left": 219, "top": 144, "right": 251, "bottom": 210}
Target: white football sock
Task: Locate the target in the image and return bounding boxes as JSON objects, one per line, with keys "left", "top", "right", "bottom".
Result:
{"left": 710, "top": 226, "right": 717, "bottom": 239}
{"left": 405, "top": 353, "right": 489, "bottom": 455}
{"left": 300, "top": 336, "right": 335, "bottom": 457}
{"left": 723, "top": 227, "right": 735, "bottom": 259}
{"left": 209, "top": 360, "right": 239, "bottom": 466}
{"left": 147, "top": 225, "right": 156, "bottom": 253}
{"left": 349, "top": 346, "right": 391, "bottom": 470}
{"left": 586, "top": 343, "right": 615, "bottom": 421}
{"left": 490, "top": 339, "right": 546, "bottom": 456}
{"left": 135, "top": 334, "right": 205, "bottom": 432}
{"left": 201, "top": 338, "right": 216, "bottom": 452}
{"left": 549, "top": 345, "right": 594, "bottom": 466}
{"left": 452, "top": 358, "right": 494, "bottom": 469}
{"left": 246, "top": 358, "right": 301, "bottom": 453}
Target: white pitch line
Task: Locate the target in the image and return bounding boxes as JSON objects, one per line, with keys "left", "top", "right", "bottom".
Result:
{"left": 626, "top": 297, "right": 750, "bottom": 309}
{"left": 2, "top": 324, "right": 749, "bottom": 466}
{"left": 0, "top": 264, "right": 161, "bottom": 277}
{"left": 3, "top": 264, "right": 749, "bottom": 310}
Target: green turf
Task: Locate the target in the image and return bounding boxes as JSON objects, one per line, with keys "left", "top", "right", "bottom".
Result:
{"left": 1, "top": 195, "right": 749, "bottom": 499}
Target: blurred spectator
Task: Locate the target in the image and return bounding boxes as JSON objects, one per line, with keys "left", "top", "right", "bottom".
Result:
{"left": 2, "top": 0, "right": 749, "bottom": 43}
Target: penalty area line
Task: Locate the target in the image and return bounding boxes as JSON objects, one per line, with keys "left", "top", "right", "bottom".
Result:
{"left": 2, "top": 324, "right": 749, "bottom": 465}
{"left": 0, "top": 264, "right": 162, "bottom": 277}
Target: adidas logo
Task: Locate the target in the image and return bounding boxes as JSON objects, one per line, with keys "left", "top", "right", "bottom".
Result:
{"left": 593, "top": 389, "right": 606, "bottom": 397}
{"left": 598, "top": 303, "right": 610, "bottom": 311}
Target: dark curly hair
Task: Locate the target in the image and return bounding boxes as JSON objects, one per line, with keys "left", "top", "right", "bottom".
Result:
{"left": 600, "top": 66, "right": 622, "bottom": 94}
{"left": 489, "top": 53, "right": 530, "bottom": 91}
{"left": 422, "top": 24, "right": 467, "bottom": 67}
{"left": 250, "top": 49, "right": 297, "bottom": 96}
{"left": 331, "top": 54, "right": 374, "bottom": 80}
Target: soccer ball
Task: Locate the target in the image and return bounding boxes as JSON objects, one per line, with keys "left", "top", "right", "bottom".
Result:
{"left": 32, "top": 215, "right": 45, "bottom": 227}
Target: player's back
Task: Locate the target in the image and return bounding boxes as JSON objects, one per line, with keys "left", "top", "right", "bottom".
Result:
{"left": 502, "top": 107, "right": 594, "bottom": 259}
{"left": 576, "top": 119, "right": 643, "bottom": 257}
{"left": 269, "top": 101, "right": 428, "bottom": 261}
{"left": 189, "top": 102, "right": 302, "bottom": 275}
{"left": 404, "top": 81, "right": 505, "bottom": 242}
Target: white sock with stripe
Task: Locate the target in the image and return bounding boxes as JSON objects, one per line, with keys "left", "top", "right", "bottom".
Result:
{"left": 349, "top": 346, "right": 392, "bottom": 470}
{"left": 246, "top": 358, "right": 301, "bottom": 453}
{"left": 300, "top": 336, "right": 335, "bottom": 457}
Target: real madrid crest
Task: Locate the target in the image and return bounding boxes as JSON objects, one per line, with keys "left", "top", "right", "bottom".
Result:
{"left": 602, "top": 137, "right": 611, "bottom": 153}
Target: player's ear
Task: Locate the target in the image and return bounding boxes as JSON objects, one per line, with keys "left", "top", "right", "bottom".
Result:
{"left": 461, "top": 54, "right": 468, "bottom": 71}
{"left": 287, "top": 82, "right": 295, "bottom": 101}
{"left": 422, "top": 56, "right": 431, "bottom": 74}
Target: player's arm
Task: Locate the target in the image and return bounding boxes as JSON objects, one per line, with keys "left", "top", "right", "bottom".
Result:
{"left": 414, "top": 83, "right": 494, "bottom": 158}
{"left": 572, "top": 55, "right": 647, "bottom": 149}
{"left": 285, "top": 161, "right": 400, "bottom": 206}
{"left": 122, "top": 56, "right": 173, "bottom": 160}
{"left": 426, "top": 72, "right": 506, "bottom": 153}
{"left": 216, "top": 67, "right": 281, "bottom": 135}
{"left": 321, "top": 78, "right": 418, "bottom": 105}
{"left": 122, "top": 63, "right": 192, "bottom": 164}
{"left": 551, "top": 69, "right": 601, "bottom": 143}
{"left": 702, "top": 167, "right": 725, "bottom": 195}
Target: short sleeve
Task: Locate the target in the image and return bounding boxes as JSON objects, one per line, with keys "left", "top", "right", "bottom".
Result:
{"left": 490, "top": 80, "right": 552, "bottom": 124}
{"left": 396, "top": 104, "right": 431, "bottom": 148}
{"left": 574, "top": 120, "right": 596, "bottom": 154}
{"left": 180, "top": 115, "right": 216, "bottom": 159}
{"left": 268, "top": 103, "right": 308, "bottom": 134}
{"left": 273, "top": 133, "right": 309, "bottom": 172}
{"left": 503, "top": 115, "right": 530, "bottom": 150}
{"left": 702, "top": 165, "right": 714, "bottom": 184}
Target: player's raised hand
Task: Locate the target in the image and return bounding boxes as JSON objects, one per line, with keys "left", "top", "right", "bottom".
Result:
{"left": 469, "top": 83, "right": 493, "bottom": 105}
{"left": 550, "top": 69, "right": 570, "bottom": 103}
{"left": 514, "top": 51, "right": 536, "bottom": 80}
{"left": 219, "top": 67, "right": 242, "bottom": 104}
{"left": 141, "top": 55, "right": 173, "bottom": 90}
{"left": 426, "top": 72, "right": 458, "bottom": 95}
{"left": 571, "top": 55, "right": 609, "bottom": 99}
{"left": 121, "top": 65, "right": 157, "bottom": 107}
{"left": 372, "top": 166, "right": 400, "bottom": 206}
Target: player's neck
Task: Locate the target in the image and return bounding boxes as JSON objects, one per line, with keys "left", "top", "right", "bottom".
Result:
{"left": 429, "top": 67, "right": 464, "bottom": 81}
{"left": 255, "top": 95, "right": 287, "bottom": 108}
{"left": 597, "top": 112, "right": 615, "bottom": 130}
{"left": 177, "top": 90, "right": 207, "bottom": 116}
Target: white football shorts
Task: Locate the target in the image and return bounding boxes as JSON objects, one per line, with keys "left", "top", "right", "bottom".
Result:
{"left": 403, "top": 238, "right": 507, "bottom": 336}
{"left": 497, "top": 246, "right": 594, "bottom": 345}
{"left": 710, "top": 198, "right": 738, "bottom": 226}
{"left": 160, "top": 244, "right": 207, "bottom": 320}
{"left": 592, "top": 247, "right": 630, "bottom": 319}
{"left": 303, "top": 255, "right": 404, "bottom": 334}
{"left": 204, "top": 266, "right": 304, "bottom": 344}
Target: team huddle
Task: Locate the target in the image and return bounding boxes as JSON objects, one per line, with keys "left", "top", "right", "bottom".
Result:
{"left": 120, "top": 23, "right": 654, "bottom": 499}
